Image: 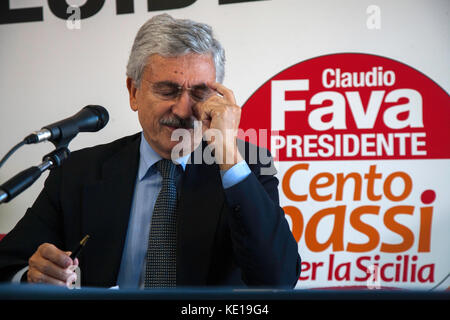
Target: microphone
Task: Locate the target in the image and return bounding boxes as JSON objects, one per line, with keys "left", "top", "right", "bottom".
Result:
{"left": 25, "top": 105, "right": 109, "bottom": 145}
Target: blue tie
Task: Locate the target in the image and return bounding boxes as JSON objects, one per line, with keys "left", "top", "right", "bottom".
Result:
{"left": 144, "top": 159, "right": 178, "bottom": 287}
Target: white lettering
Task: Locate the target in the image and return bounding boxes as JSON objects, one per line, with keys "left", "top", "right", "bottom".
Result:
{"left": 270, "top": 132, "right": 427, "bottom": 159}
{"left": 309, "top": 91, "right": 346, "bottom": 130}
{"left": 271, "top": 135, "right": 286, "bottom": 152}
{"left": 343, "top": 134, "right": 360, "bottom": 156}
{"left": 318, "top": 134, "right": 334, "bottom": 157}
{"left": 320, "top": 66, "right": 395, "bottom": 88}
{"left": 304, "top": 135, "right": 318, "bottom": 157}
{"left": 376, "top": 133, "right": 394, "bottom": 156}
{"left": 361, "top": 133, "right": 376, "bottom": 156}
{"left": 271, "top": 80, "right": 309, "bottom": 131}
{"left": 287, "top": 135, "right": 302, "bottom": 157}
{"left": 384, "top": 89, "right": 424, "bottom": 129}
{"left": 345, "top": 90, "right": 385, "bottom": 129}
{"left": 411, "top": 132, "right": 427, "bottom": 155}
{"left": 322, "top": 68, "right": 335, "bottom": 88}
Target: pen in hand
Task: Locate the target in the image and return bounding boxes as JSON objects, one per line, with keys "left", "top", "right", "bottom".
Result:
{"left": 70, "top": 235, "right": 90, "bottom": 261}
{"left": 67, "top": 235, "right": 89, "bottom": 289}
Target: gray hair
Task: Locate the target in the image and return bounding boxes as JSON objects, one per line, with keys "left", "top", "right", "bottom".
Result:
{"left": 126, "top": 14, "right": 225, "bottom": 87}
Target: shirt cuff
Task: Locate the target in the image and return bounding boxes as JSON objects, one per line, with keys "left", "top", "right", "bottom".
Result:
{"left": 220, "top": 160, "right": 251, "bottom": 189}
{"left": 11, "top": 266, "right": 28, "bottom": 283}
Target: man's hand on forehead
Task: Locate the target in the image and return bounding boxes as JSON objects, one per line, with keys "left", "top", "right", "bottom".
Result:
{"left": 194, "top": 82, "right": 243, "bottom": 171}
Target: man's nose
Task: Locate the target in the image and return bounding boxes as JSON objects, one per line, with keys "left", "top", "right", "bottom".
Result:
{"left": 172, "top": 90, "right": 194, "bottom": 119}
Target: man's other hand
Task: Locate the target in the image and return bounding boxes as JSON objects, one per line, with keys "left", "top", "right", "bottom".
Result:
{"left": 27, "top": 243, "right": 78, "bottom": 288}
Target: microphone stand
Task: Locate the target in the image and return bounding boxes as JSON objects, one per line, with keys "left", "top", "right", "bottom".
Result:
{"left": 0, "top": 105, "right": 108, "bottom": 206}
{"left": 0, "top": 147, "right": 70, "bottom": 205}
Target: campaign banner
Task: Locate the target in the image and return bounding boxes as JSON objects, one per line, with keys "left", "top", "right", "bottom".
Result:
{"left": 239, "top": 53, "right": 450, "bottom": 290}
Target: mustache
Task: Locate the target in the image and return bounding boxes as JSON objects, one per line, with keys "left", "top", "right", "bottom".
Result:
{"left": 160, "top": 116, "right": 195, "bottom": 129}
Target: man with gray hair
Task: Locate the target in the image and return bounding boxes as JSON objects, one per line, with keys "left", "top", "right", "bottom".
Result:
{"left": 0, "top": 14, "right": 300, "bottom": 289}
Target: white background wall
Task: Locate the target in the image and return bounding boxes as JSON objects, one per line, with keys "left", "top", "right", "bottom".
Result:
{"left": 0, "top": 0, "right": 449, "bottom": 234}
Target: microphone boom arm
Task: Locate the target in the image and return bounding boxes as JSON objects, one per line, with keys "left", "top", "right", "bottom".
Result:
{"left": 0, "top": 147, "right": 70, "bottom": 205}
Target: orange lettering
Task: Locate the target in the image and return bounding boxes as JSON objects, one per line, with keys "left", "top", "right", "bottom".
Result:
{"left": 310, "top": 172, "right": 334, "bottom": 201}
{"left": 305, "top": 205, "right": 346, "bottom": 252}
{"left": 347, "top": 206, "right": 380, "bottom": 252}
{"left": 364, "top": 165, "right": 382, "bottom": 201}
{"left": 336, "top": 172, "right": 362, "bottom": 201}
{"left": 381, "top": 206, "right": 414, "bottom": 252}
{"left": 282, "top": 163, "right": 308, "bottom": 201}
{"left": 418, "top": 206, "right": 433, "bottom": 252}
{"left": 383, "top": 171, "right": 412, "bottom": 201}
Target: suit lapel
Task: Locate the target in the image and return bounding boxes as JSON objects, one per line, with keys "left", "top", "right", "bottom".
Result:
{"left": 80, "top": 135, "right": 141, "bottom": 287}
{"left": 177, "top": 147, "right": 225, "bottom": 286}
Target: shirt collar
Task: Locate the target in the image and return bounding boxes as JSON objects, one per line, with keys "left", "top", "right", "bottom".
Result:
{"left": 138, "top": 132, "right": 189, "bottom": 181}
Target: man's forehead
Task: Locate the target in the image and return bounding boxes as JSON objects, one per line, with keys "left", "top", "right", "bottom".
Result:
{"left": 143, "top": 53, "right": 216, "bottom": 82}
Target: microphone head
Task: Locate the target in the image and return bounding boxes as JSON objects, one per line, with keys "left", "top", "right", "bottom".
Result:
{"left": 82, "top": 105, "right": 109, "bottom": 131}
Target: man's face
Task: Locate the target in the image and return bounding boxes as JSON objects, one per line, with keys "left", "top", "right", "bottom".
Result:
{"left": 127, "top": 53, "right": 216, "bottom": 159}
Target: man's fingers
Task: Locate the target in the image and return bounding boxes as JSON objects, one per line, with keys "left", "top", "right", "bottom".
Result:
{"left": 27, "top": 268, "right": 68, "bottom": 286}
{"left": 194, "top": 82, "right": 237, "bottom": 122}
{"left": 65, "top": 251, "right": 79, "bottom": 267}
{"left": 29, "top": 252, "right": 75, "bottom": 283}
{"left": 195, "top": 96, "right": 228, "bottom": 122}
{"left": 27, "top": 243, "right": 78, "bottom": 287}
{"left": 39, "top": 243, "right": 72, "bottom": 268}
{"left": 41, "top": 259, "right": 75, "bottom": 281}
{"left": 207, "top": 82, "right": 236, "bottom": 104}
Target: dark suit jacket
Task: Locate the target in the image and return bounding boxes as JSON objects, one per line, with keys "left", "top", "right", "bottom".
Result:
{"left": 0, "top": 133, "right": 300, "bottom": 287}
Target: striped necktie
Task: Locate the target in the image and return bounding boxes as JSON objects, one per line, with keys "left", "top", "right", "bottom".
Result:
{"left": 144, "top": 159, "right": 178, "bottom": 288}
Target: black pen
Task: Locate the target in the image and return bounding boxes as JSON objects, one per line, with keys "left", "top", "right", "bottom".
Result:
{"left": 70, "top": 235, "right": 90, "bottom": 260}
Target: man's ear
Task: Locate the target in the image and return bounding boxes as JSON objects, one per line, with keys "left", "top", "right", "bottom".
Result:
{"left": 126, "top": 77, "right": 138, "bottom": 111}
